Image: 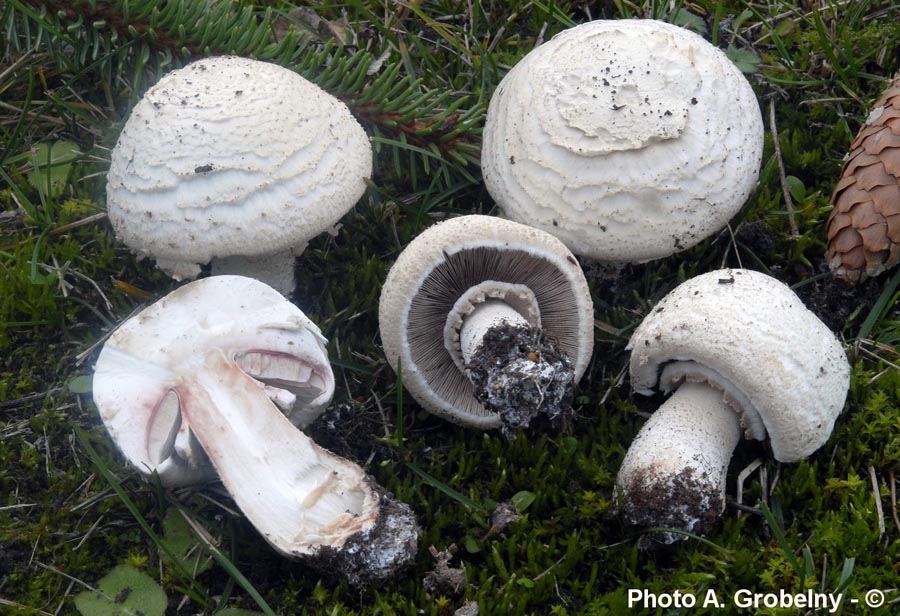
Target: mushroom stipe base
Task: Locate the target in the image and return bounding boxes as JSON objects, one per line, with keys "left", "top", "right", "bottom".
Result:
{"left": 466, "top": 322, "right": 575, "bottom": 438}
{"left": 310, "top": 481, "right": 420, "bottom": 586}
{"left": 616, "top": 465, "right": 722, "bottom": 548}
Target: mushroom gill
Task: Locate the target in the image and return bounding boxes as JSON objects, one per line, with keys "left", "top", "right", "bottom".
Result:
{"left": 379, "top": 215, "right": 594, "bottom": 432}
{"left": 234, "top": 350, "right": 332, "bottom": 414}
{"left": 405, "top": 245, "right": 583, "bottom": 422}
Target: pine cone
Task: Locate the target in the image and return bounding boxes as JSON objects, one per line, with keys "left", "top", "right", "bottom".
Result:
{"left": 826, "top": 74, "right": 900, "bottom": 284}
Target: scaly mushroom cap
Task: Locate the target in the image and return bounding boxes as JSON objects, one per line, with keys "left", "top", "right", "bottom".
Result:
{"left": 106, "top": 56, "right": 372, "bottom": 281}
{"left": 826, "top": 72, "right": 900, "bottom": 283}
{"left": 378, "top": 215, "right": 594, "bottom": 429}
{"left": 93, "top": 276, "right": 418, "bottom": 581}
{"left": 482, "top": 19, "right": 764, "bottom": 261}
{"left": 628, "top": 269, "right": 850, "bottom": 462}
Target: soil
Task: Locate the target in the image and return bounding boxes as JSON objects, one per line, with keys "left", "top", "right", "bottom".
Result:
{"left": 617, "top": 464, "right": 721, "bottom": 550}
{"left": 0, "top": 539, "right": 29, "bottom": 581}
{"left": 311, "top": 481, "right": 419, "bottom": 587}
{"left": 466, "top": 323, "right": 575, "bottom": 438}
{"left": 792, "top": 262, "right": 886, "bottom": 333}
{"left": 306, "top": 401, "right": 395, "bottom": 465}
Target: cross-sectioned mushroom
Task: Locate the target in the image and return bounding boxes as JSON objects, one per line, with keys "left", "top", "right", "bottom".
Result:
{"left": 616, "top": 269, "right": 849, "bottom": 545}
{"left": 826, "top": 72, "right": 900, "bottom": 283}
{"left": 106, "top": 56, "right": 372, "bottom": 295}
{"left": 378, "top": 215, "right": 594, "bottom": 434}
{"left": 92, "top": 276, "right": 417, "bottom": 583}
{"left": 482, "top": 19, "right": 764, "bottom": 262}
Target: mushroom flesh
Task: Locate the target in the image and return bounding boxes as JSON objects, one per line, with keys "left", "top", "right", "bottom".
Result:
{"left": 482, "top": 19, "right": 764, "bottom": 262}
{"left": 379, "top": 215, "right": 594, "bottom": 434}
{"left": 106, "top": 56, "right": 373, "bottom": 295}
{"left": 616, "top": 269, "right": 850, "bottom": 544}
{"left": 93, "top": 276, "right": 417, "bottom": 583}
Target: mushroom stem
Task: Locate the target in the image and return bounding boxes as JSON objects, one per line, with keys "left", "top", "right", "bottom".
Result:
{"left": 181, "top": 349, "right": 418, "bottom": 583}
{"left": 461, "top": 301, "right": 576, "bottom": 436}
{"left": 459, "top": 300, "right": 530, "bottom": 364}
{"left": 211, "top": 247, "right": 301, "bottom": 297}
{"left": 615, "top": 382, "right": 742, "bottom": 546}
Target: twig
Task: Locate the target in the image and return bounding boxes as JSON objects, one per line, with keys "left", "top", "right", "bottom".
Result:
{"left": 799, "top": 97, "right": 854, "bottom": 106}
{"left": 43, "top": 426, "right": 51, "bottom": 477}
{"left": 0, "top": 100, "right": 67, "bottom": 126}
{"left": 598, "top": 363, "right": 627, "bottom": 406}
{"left": 768, "top": 98, "right": 800, "bottom": 238}
{"left": 68, "top": 489, "right": 119, "bottom": 513}
{"left": 1, "top": 420, "right": 30, "bottom": 441}
{"left": 870, "top": 465, "right": 885, "bottom": 540}
{"left": 533, "top": 553, "right": 566, "bottom": 581}
{"left": 0, "top": 387, "right": 64, "bottom": 412}
{"left": 53, "top": 580, "right": 76, "bottom": 616}
{"left": 859, "top": 337, "right": 900, "bottom": 357}
{"left": 727, "top": 500, "right": 764, "bottom": 515}
{"left": 856, "top": 345, "right": 900, "bottom": 376}
{"left": 72, "top": 514, "right": 104, "bottom": 551}
{"left": 891, "top": 470, "right": 900, "bottom": 536}
{"left": 371, "top": 391, "right": 392, "bottom": 440}
{"left": 0, "top": 212, "right": 107, "bottom": 252}
{"left": 177, "top": 507, "right": 223, "bottom": 550}
{"left": 66, "top": 296, "right": 114, "bottom": 328}
{"left": 34, "top": 561, "right": 113, "bottom": 601}
{"left": 47, "top": 211, "right": 108, "bottom": 237}
{"left": 487, "top": 1, "right": 534, "bottom": 53}
{"left": 0, "top": 50, "right": 35, "bottom": 82}
{"left": 0, "top": 598, "right": 56, "bottom": 616}
{"left": 721, "top": 223, "right": 744, "bottom": 269}
{"left": 767, "top": 465, "right": 778, "bottom": 501}
{"left": 38, "top": 259, "right": 114, "bottom": 313}
{"left": 28, "top": 533, "right": 40, "bottom": 567}
{"left": 189, "top": 490, "right": 243, "bottom": 518}
{"left": 74, "top": 303, "right": 146, "bottom": 366}
{"left": 735, "top": 457, "right": 763, "bottom": 517}
{"left": 0, "top": 503, "right": 37, "bottom": 512}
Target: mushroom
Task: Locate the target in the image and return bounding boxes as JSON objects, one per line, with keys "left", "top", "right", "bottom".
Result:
{"left": 615, "top": 269, "right": 850, "bottom": 545}
{"left": 378, "top": 215, "right": 594, "bottom": 433}
{"left": 481, "top": 19, "right": 764, "bottom": 262}
{"left": 106, "top": 56, "right": 372, "bottom": 295}
{"left": 92, "top": 276, "right": 417, "bottom": 583}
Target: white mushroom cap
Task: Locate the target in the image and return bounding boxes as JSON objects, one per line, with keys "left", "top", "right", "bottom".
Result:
{"left": 93, "top": 275, "right": 335, "bottom": 486}
{"left": 92, "top": 276, "right": 417, "bottom": 582}
{"left": 482, "top": 19, "right": 764, "bottom": 261}
{"left": 106, "top": 56, "right": 372, "bottom": 285}
{"left": 378, "top": 215, "right": 594, "bottom": 429}
{"left": 627, "top": 269, "right": 850, "bottom": 462}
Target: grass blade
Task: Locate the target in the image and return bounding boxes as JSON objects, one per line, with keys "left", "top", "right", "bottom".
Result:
{"left": 856, "top": 266, "right": 900, "bottom": 342}
{"left": 406, "top": 462, "right": 486, "bottom": 513}
{"left": 760, "top": 501, "right": 805, "bottom": 584}
{"left": 172, "top": 504, "right": 277, "bottom": 616}
{"left": 73, "top": 427, "right": 210, "bottom": 607}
